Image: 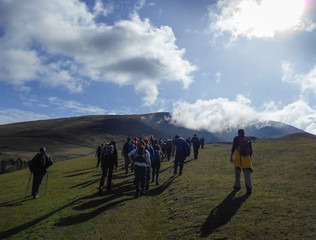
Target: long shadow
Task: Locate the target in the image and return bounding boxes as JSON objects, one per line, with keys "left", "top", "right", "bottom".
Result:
{"left": 54, "top": 180, "right": 135, "bottom": 226}
{"left": 63, "top": 171, "right": 94, "bottom": 178}
{"left": 0, "top": 193, "right": 98, "bottom": 239}
{"left": 69, "top": 179, "right": 99, "bottom": 189}
{"left": 64, "top": 167, "right": 96, "bottom": 174}
{"left": 147, "top": 175, "right": 178, "bottom": 196}
{"left": 200, "top": 190, "right": 250, "bottom": 238}
{"left": 0, "top": 197, "right": 33, "bottom": 208}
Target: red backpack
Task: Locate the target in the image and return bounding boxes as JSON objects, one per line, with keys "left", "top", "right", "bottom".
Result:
{"left": 239, "top": 136, "right": 250, "bottom": 156}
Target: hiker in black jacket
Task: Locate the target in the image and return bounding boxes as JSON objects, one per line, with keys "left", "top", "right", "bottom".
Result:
{"left": 29, "top": 147, "right": 53, "bottom": 199}
{"left": 98, "top": 140, "right": 118, "bottom": 194}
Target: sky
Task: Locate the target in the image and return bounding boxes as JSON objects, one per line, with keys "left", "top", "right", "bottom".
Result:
{"left": 0, "top": 0, "right": 316, "bottom": 134}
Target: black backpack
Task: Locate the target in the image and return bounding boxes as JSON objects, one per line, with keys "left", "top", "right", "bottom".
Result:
{"left": 102, "top": 145, "right": 114, "bottom": 161}
{"left": 135, "top": 148, "right": 147, "bottom": 163}
{"left": 239, "top": 137, "right": 251, "bottom": 156}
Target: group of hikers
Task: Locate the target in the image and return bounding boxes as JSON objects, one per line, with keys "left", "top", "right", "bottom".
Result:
{"left": 28, "top": 129, "right": 253, "bottom": 199}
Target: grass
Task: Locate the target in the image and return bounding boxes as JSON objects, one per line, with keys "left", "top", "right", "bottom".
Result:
{"left": 0, "top": 140, "right": 316, "bottom": 239}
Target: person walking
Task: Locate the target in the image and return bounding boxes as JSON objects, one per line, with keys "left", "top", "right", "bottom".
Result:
{"left": 230, "top": 129, "right": 253, "bottom": 194}
{"left": 128, "top": 143, "right": 151, "bottom": 198}
{"left": 122, "top": 138, "right": 135, "bottom": 174}
{"left": 28, "top": 147, "right": 53, "bottom": 199}
{"left": 173, "top": 135, "right": 190, "bottom": 175}
{"left": 98, "top": 140, "right": 118, "bottom": 194}
{"left": 151, "top": 144, "right": 161, "bottom": 185}
{"left": 191, "top": 134, "right": 200, "bottom": 159}
{"left": 95, "top": 144, "right": 103, "bottom": 167}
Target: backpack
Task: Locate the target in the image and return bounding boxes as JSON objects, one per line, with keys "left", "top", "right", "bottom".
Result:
{"left": 185, "top": 143, "right": 191, "bottom": 157}
{"left": 102, "top": 145, "right": 114, "bottom": 161}
{"left": 135, "top": 148, "right": 147, "bottom": 163}
{"left": 152, "top": 149, "right": 160, "bottom": 164}
{"left": 123, "top": 142, "right": 134, "bottom": 154}
{"left": 239, "top": 136, "right": 251, "bottom": 156}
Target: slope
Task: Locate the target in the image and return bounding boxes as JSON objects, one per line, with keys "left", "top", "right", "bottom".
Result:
{"left": 0, "top": 139, "right": 315, "bottom": 239}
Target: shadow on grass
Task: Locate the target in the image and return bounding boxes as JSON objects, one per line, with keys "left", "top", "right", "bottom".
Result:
{"left": 147, "top": 174, "right": 178, "bottom": 196}
{"left": 200, "top": 190, "right": 250, "bottom": 238}
{"left": 54, "top": 179, "right": 135, "bottom": 226}
{"left": 64, "top": 171, "right": 94, "bottom": 178}
{"left": 0, "top": 197, "right": 33, "bottom": 208}
{"left": 69, "top": 179, "right": 99, "bottom": 189}
{"left": 64, "top": 167, "right": 96, "bottom": 174}
{"left": 0, "top": 193, "right": 99, "bottom": 239}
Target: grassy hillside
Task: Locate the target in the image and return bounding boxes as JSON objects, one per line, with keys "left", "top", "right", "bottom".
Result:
{"left": 0, "top": 140, "right": 315, "bottom": 239}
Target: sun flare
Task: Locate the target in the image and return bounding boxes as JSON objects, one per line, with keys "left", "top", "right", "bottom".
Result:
{"left": 219, "top": 0, "right": 307, "bottom": 38}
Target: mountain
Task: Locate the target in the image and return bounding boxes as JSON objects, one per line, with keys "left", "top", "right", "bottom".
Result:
{"left": 0, "top": 112, "right": 308, "bottom": 165}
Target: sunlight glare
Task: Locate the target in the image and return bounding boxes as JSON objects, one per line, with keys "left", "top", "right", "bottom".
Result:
{"left": 237, "top": 0, "right": 306, "bottom": 38}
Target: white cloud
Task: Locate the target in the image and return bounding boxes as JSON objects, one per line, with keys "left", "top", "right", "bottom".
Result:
{"left": 215, "top": 71, "right": 222, "bottom": 84}
{"left": 282, "top": 62, "right": 316, "bottom": 97}
{"left": 209, "top": 0, "right": 315, "bottom": 42}
{"left": 171, "top": 95, "right": 316, "bottom": 134}
{"left": 0, "top": 0, "right": 196, "bottom": 105}
{"left": 0, "top": 109, "right": 49, "bottom": 125}
{"left": 48, "top": 97, "right": 108, "bottom": 115}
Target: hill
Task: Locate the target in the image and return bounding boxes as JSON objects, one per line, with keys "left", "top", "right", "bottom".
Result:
{"left": 0, "top": 112, "right": 308, "bottom": 168}
{"left": 0, "top": 140, "right": 315, "bottom": 239}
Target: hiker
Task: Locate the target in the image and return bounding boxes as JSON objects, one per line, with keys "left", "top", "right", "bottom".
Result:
{"left": 151, "top": 144, "right": 161, "bottom": 185}
{"left": 191, "top": 134, "right": 201, "bottom": 160}
{"left": 95, "top": 144, "right": 103, "bottom": 167}
{"left": 144, "top": 138, "right": 154, "bottom": 190}
{"left": 98, "top": 140, "right": 118, "bottom": 194}
{"left": 122, "top": 138, "right": 135, "bottom": 174}
{"left": 128, "top": 142, "right": 151, "bottom": 198}
{"left": 230, "top": 129, "right": 253, "bottom": 194}
{"left": 173, "top": 135, "right": 190, "bottom": 175}
{"left": 200, "top": 137, "right": 205, "bottom": 149}
{"left": 165, "top": 139, "right": 173, "bottom": 161}
{"left": 28, "top": 147, "right": 53, "bottom": 199}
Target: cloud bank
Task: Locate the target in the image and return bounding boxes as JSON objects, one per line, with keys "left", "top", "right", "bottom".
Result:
{"left": 0, "top": 0, "right": 196, "bottom": 105}
{"left": 171, "top": 96, "right": 316, "bottom": 134}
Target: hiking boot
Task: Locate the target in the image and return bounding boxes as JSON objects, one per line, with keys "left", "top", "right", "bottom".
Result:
{"left": 33, "top": 194, "right": 39, "bottom": 199}
{"left": 98, "top": 186, "right": 103, "bottom": 194}
{"left": 156, "top": 181, "right": 159, "bottom": 185}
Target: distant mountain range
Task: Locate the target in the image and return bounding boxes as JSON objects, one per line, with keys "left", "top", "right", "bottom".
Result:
{"left": 0, "top": 112, "right": 312, "bottom": 163}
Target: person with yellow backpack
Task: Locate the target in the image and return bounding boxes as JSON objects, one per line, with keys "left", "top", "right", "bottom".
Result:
{"left": 230, "top": 129, "right": 253, "bottom": 194}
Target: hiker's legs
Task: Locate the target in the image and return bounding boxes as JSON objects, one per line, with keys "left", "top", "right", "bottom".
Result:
{"left": 134, "top": 165, "right": 146, "bottom": 196}
{"left": 156, "top": 164, "right": 160, "bottom": 184}
{"left": 193, "top": 147, "right": 198, "bottom": 159}
{"left": 152, "top": 167, "right": 155, "bottom": 182}
{"left": 174, "top": 157, "right": 179, "bottom": 174}
{"left": 99, "top": 164, "right": 107, "bottom": 188}
{"left": 234, "top": 167, "right": 241, "bottom": 189}
{"left": 124, "top": 154, "right": 129, "bottom": 173}
{"left": 97, "top": 155, "right": 101, "bottom": 167}
{"left": 243, "top": 168, "right": 252, "bottom": 192}
{"left": 179, "top": 158, "right": 184, "bottom": 175}
{"left": 32, "top": 171, "right": 45, "bottom": 197}
{"left": 107, "top": 165, "right": 114, "bottom": 190}
{"left": 145, "top": 166, "right": 150, "bottom": 190}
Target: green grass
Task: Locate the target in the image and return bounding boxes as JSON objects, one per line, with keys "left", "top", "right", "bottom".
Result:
{"left": 1, "top": 140, "right": 316, "bottom": 239}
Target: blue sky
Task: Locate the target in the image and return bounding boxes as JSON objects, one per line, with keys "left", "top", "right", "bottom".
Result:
{"left": 0, "top": 0, "right": 316, "bottom": 134}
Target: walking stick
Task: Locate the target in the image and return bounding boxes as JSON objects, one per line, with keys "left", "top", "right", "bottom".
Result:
{"left": 25, "top": 172, "right": 32, "bottom": 200}
{"left": 45, "top": 170, "right": 49, "bottom": 196}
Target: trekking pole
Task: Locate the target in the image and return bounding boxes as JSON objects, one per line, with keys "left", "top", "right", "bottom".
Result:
{"left": 45, "top": 170, "right": 49, "bottom": 196}
{"left": 25, "top": 172, "right": 32, "bottom": 200}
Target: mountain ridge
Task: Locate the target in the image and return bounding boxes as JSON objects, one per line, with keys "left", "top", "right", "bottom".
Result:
{"left": 0, "top": 112, "right": 311, "bottom": 164}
